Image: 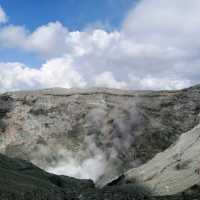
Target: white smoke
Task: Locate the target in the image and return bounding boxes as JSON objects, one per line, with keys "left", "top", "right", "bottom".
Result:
{"left": 46, "top": 136, "right": 109, "bottom": 182}
{"left": 44, "top": 101, "right": 143, "bottom": 185}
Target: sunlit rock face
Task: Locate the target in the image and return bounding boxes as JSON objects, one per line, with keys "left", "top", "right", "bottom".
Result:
{"left": 120, "top": 124, "right": 200, "bottom": 196}
{"left": 0, "top": 86, "right": 200, "bottom": 186}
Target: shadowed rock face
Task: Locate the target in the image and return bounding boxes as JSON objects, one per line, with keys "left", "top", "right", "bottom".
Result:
{"left": 0, "top": 86, "right": 200, "bottom": 186}
{"left": 0, "top": 153, "right": 200, "bottom": 200}
{"left": 0, "top": 153, "right": 94, "bottom": 200}
{"left": 0, "top": 95, "right": 13, "bottom": 133}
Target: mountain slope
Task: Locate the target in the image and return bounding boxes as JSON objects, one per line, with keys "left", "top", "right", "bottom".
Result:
{"left": 0, "top": 153, "right": 94, "bottom": 200}
{"left": 0, "top": 86, "right": 200, "bottom": 186}
{"left": 113, "top": 123, "right": 200, "bottom": 196}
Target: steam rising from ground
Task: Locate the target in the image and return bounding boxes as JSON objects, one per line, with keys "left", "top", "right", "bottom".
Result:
{"left": 44, "top": 101, "right": 143, "bottom": 184}
{"left": 47, "top": 136, "right": 109, "bottom": 182}
{"left": 9, "top": 97, "right": 144, "bottom": 185}
{"left": 1, "top": 95, "right": 143, "bottom": 186}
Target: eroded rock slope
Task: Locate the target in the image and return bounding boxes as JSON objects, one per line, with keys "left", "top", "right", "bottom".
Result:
{"left": 116, "top": 123, "right": 200, "bottom": 196}
{"left": 0, "top": 86, "right": 200, "bottom": 185}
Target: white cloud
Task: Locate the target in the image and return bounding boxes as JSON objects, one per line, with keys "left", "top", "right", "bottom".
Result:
{"left": 0, "top": 25, "right": 28, "bottom": 47}
{"left": 0, "top": 0, "right": 200, "bottom": 92}
{"left": 123, "top": 0, "right": 200, "bottom": 47}
{"left": 0, "top": 57, "right": 86, "bottom": 92}
{"left": 128, "top": 75, "right": 191, "bottom": 90}
{"left": 0, "top": 22, "right": 68, "bottom": 58}
{"left": 0, "top": 6, "right": 7, "bottom": 24}
{"left": 94, "top": 71, "right": 127, "bottom": 89}
{"left": 26, "top": 22, "right": 69, "bottom": 58}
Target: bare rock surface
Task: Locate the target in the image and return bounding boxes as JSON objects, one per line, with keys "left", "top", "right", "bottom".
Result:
{"left": 0, "top": 85, "right": 200, "bottom": 186}
{"left": 119, "top": 123, "right": 200, "bottom": 196}
{"left": 0, "top": 153, "right": 200, "bottom": 200}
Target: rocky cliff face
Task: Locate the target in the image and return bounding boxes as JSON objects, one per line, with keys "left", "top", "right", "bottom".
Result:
{"left": 0, "top": 86, "right": 200, "bottom": 187}
{"left": 116, "top": 123, "right": 200, "bottom": 196}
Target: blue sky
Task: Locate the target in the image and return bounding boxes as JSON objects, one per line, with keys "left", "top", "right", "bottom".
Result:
{"left": 0, "top": 0, "right": 199, "bottom": 92}
{"left": 0, "top": 0, "right": 136, "bottom": 31}
{"left": 0, "top": 0, "right": 137, "bottom": 67}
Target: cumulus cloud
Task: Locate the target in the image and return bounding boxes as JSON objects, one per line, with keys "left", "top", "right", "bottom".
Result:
{"left": 94, "top": 71, "right": 127, "bottom": 89}
{"left": 128, "top": 75, "right": 191, "bottom": 90}
{"left": 0, "top": 0, "right": 200, "bottom": 92}
{"left": 0, "top": 22, "right": 68, "bottom": 58}
{"left": 0, "top": 57, "right": 86, "bottom": 92}
{"left": 0, "top": 6, "right": 7, "bottom": 24}
{"left": 123, "top": 0, "right": 200, "bottom": 48}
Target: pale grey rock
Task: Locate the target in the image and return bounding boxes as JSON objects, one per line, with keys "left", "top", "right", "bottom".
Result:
{"left": 115, "top": 123, "right": 200, "bottom": 196}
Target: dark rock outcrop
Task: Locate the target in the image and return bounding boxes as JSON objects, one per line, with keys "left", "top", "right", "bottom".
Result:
{"left": 0, "top": 153, "right": 200, "bottom": 200}
{"left": 0, "top": 153, "right": 94, "bottom": 200}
